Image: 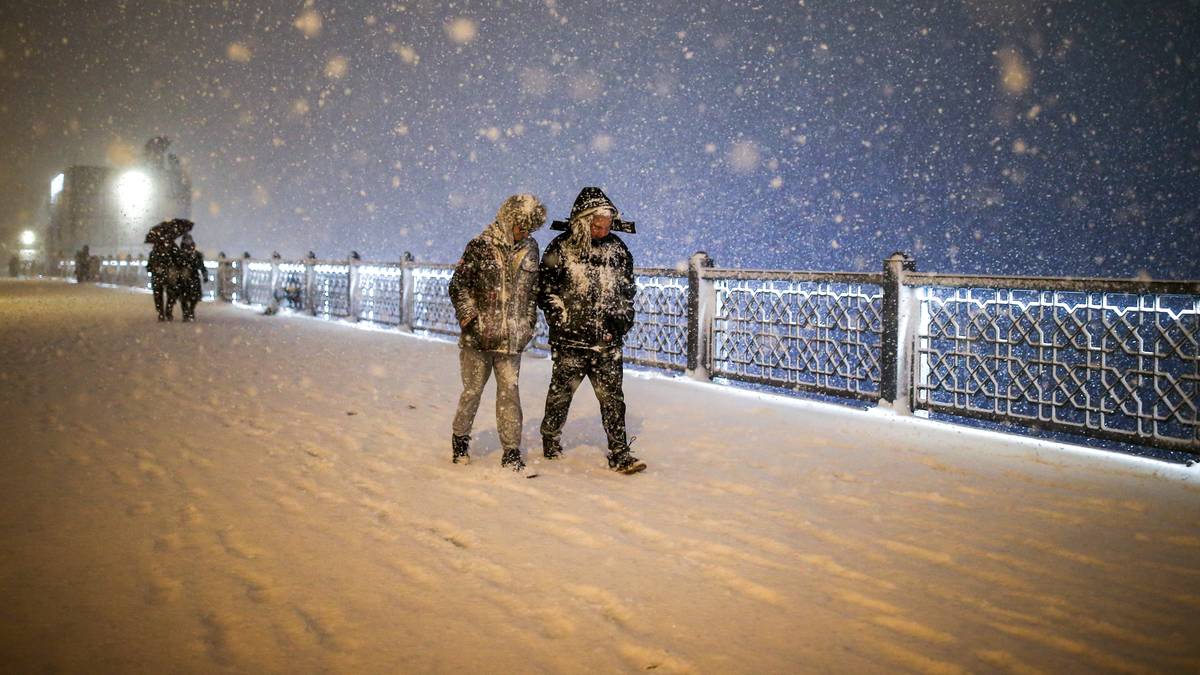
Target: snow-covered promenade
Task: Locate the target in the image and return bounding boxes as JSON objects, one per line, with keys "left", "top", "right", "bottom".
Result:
{"left": 2, "top": 280, "right": 1198, "bottom": 674}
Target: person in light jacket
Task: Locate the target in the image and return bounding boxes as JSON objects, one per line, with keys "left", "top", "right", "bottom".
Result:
{"left": 448, "top": 194, "right": 547, "bottom": 471}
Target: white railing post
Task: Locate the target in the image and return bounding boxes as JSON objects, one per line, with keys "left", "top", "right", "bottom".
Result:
{"left": 348, "top": 251, "right": 361, "bottom": 321}
{"left": 686, "top": 251, "right": 715, "bottom": 381}
{"left": 879, "top": 252, "right": 917, "bottom": 413}
{"left": 400, "top": 251, "right": 415, "bottom": 331}
{"left": 240, "top": 252, "right": 251, "bottom": 304}
{"left": 305, "top": 252, "right": 317, "bottom": 315}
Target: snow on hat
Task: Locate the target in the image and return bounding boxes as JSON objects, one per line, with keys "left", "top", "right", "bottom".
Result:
{"left": 551, "top": 187, "right": 635, "bottom": 233}
{"left": 495, "top": 193, "right": 547, "bottom": 234}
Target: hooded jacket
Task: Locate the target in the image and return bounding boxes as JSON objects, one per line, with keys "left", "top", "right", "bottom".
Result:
{"left": 449, "top": 198, "right": 545, "bottom": 354}
{"left": 537, "top": 219, "right": 636, "bottom": 351}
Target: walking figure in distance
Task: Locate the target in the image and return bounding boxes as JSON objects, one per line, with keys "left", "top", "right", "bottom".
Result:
{"left": 148, "top": 236, "right": 180, "bottom": 321}
{"left": 538, "top": 187, "right": 645, "bottom": 474}
{"left": 448, "top": 194, "right": 547, "bottom": 471}
{"left": 173, "top": 234, "right": 208, "bottom": 322}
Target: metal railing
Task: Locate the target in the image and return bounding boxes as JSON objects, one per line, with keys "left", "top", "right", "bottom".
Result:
{"left": 53, "top": 250, "right": 1199, "bottom": 456}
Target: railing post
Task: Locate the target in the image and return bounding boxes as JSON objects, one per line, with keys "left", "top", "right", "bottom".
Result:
{"left": 241, "top": 252, "right": 252, "bottom": 304}
{"left": 305, "top": 251, "right": 317, "bottom": 315}
{"left": 400, "top": 251, "right": 415, "bottom": 331}
{"left": 879, "top": 252, "right": 917, "bottom": 412}
{"left": 216, "top": 252, "right": 228, "bottom": 301}
{"left": 269, "top": 252, "right": 282, "bottom": 313}
{"left": 348, "top": 251, "right": 361, "bottom": 321}
{"left": 687, "top": 251, "right": 715, "bottom": 380}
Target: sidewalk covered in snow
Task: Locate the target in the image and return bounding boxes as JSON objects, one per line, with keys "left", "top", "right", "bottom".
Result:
{"left": 2, "top": 280, "right": 1198, "bottom": 673}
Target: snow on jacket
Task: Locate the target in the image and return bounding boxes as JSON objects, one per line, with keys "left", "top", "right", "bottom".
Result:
{"left": 537, "top": 230, "right": 636, "bottom": 351}
{"left": 449, "top": 220, "right": 541, "bottom": 354}
{"left": 173, "top": 248, "right": 208, "bottom": 301}
{"left": 148, "top": 242, "right": 176, "bottom": 277}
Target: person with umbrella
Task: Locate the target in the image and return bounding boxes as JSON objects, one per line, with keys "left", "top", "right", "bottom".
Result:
{"left": 537, "top": 187, "right": 645, "bottom": 474}
{"left": 145, "top": 219, "right": 191, "bottom": 321}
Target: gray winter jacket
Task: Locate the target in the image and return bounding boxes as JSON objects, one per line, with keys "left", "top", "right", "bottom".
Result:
{"left": 449, "top": 221, "right": 541, "bottom": 354}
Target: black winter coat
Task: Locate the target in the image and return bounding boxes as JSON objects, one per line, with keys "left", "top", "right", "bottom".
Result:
{"left": 173, "top": 249, "right": 208, "bottom": 301}
{"left": 148, "top": 244, "right": 178, "bottom": 283}
{"left": 537, "top": 232, "right": 636, "bottom": 350}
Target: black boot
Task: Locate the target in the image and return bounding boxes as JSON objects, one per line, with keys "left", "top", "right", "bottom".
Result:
{"left": 451, "top": 434, "right": 471, "bottom": 464}
{"left": 500, "top": 447, "right": 525, "bottom": 472}
{"left": 607, "top": 436, "right": 646, "bottom": 475}
{"left": 542, "top": 436, "right": 563, "bottom": 460}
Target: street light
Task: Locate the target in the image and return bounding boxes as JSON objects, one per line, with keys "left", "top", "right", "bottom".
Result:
{"left": 116, "top": 170, "right": 153, "bottom": 253}
{"left": 20, "top": 230, "right": 36, "bottom": 247}
{"left": 116, "top": 170, "right": 153, "bottom": 217}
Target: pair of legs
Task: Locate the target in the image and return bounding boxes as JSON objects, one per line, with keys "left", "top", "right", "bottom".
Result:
{"left": 452, "top": 348, "right": 524, "bottom": 450}
{"left": 180, "top": 293, "right": 199, "bottom": 321}
{"left": 152, "top": 281, "right": 175, "bottom": 320}
{"left": 540, "top": 346, "right": 628, "bottom": 452}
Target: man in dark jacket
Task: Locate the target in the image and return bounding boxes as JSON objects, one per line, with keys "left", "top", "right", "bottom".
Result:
{"left": 74, "top": 246, "right": 90, "bottom": 283}
{"left": 148, "top": 236, "right": 180, "bottom": 321}
{"left": 448, "top": 194, "right": 547, "bottom": 471}
{"left": 538, "top": 187, "right": 645, "bottom": 474}
{"left": 173, "top": 234, "right": 208, "bottom": 322}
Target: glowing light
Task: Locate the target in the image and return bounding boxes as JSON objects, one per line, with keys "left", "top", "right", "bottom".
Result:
{"left": 116, "top": 171, "right": 153, "bottom": 219}
{"left": 50, "top": 173, "right": 64, "bottom": 200}
{"left": 20, "top": 230, "right": 36, "bottom": 246}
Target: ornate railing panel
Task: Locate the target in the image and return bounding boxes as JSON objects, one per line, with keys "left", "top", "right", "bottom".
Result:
{"left": 710, "top": 274, "right": 884, "bottom": 399}
{"left": 244, "top": 262, "right": 274, "bottom": 306}
{"left": 358, "top": 264, "right": 403, "bottom": 325}
{"left": 625, "top": 270, "right": 688, "bottom": 371}
{"left": 221, "top": 260, "right": 242, "bottom": 302}
{"left": 913, "top": 286, "right": 1200, "bottom": 451}
{"left": 313, "top": 264, "right": 350, "bottom": 317}
{"left": 276, "top": 262, "right": 308, "bottom": 311}
{"left": 410, "top": 265, "right": 458, "bottom": 335}
{"left": 201, "top": 261, "right": 220, "bottom": 300}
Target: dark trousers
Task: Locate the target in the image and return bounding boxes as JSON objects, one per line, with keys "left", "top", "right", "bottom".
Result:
{"left": 180, "top": 294, "right": 199, "bottom": 321}
{"left": 540, "top": 346, "right": 627, "bottom": 451}
{"left": 152, "top": 281, "right": 173, "bottom": 319}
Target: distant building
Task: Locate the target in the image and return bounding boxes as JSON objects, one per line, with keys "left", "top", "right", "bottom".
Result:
{"left": 46, "top": 137, "right": 191, "bottom": 259}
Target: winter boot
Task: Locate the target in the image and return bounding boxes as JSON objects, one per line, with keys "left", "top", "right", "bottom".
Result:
{"left": 451, "top": 434, "right": 471, "bottom": 464}
{"left": 542, "top": 436, "right": 563, "bottom": 460}
{"left": 500, "top": 447, "right": 525, "bottom": 472}
{"left": 607, "top": 436, "right": 646, "bottom": 475}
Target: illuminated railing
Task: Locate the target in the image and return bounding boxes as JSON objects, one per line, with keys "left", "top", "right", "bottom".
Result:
{"left": 905, "top": 273, "right": 1200, "bottom": 452}
{"left": 65, "top": 250, "right": 1197, "bottom": 456}
{"left": 706, "top": 269, "right": 884, "bottom": 399}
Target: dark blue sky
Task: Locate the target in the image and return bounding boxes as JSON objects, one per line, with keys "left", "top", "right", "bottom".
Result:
{"left": 1, "top": 0, "right": 1197, "bottom": 277}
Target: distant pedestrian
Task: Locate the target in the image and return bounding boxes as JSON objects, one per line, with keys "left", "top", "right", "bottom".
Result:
{"left": 538, "top": 187, "right": 645, "bottom": 474}
{"left": 7, "top": 255, "right": 18, "bottom": 278}
{"left": 448, "top": 194, "right": 547, "bottom": 470}
{"left": 148, "top": 236, "right": 180, "bottom": 321}
{"left": 173, "top": 234, "right": 208, "bottom": 322}
{"left": 74, "top": 246, "right": 90, "bottom": 283}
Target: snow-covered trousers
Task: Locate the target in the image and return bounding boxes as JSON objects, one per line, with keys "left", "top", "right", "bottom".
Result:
{"left": 452, "top": 347, "right": 524, "bottom": 449}
{"left": 539, "top": 346, "right": 627, "bottom": 450}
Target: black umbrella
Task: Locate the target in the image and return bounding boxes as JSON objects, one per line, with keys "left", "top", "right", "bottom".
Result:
{"left": 144, "top": 218, "right": 194, "bottom": 244}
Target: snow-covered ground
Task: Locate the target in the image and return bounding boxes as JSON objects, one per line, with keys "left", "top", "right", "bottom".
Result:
{"left": 2, "top": 279, "right": 1198, "bottom": 674}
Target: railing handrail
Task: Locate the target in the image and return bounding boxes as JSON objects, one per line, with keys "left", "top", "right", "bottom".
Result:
{"left": 904, "top": 271, "right": 1200, "bottom": 295}
{"left": 704, "top": 267, "right": 885, "bottom": 285}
